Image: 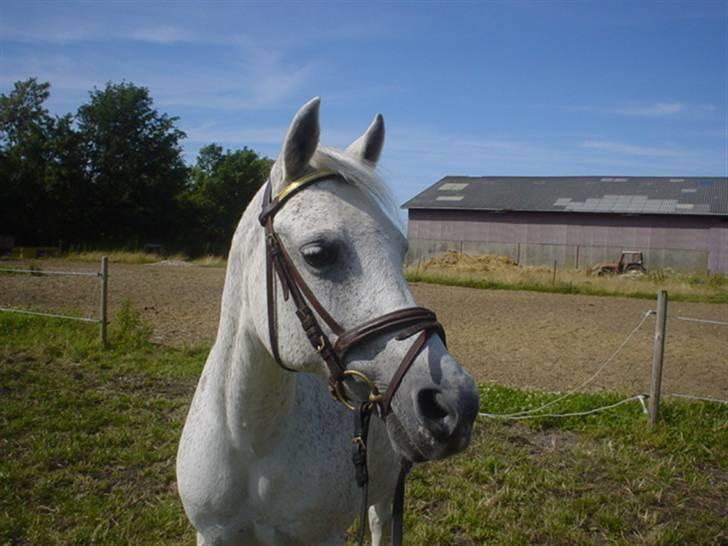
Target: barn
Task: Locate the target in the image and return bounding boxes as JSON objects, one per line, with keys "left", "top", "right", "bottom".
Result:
{"left": 402, "top": 176, "right": 728, "bottom": 274}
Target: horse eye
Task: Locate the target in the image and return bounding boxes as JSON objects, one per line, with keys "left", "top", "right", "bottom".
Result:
{"left": 300, "top": 241, "right": 339, "bottom": 269}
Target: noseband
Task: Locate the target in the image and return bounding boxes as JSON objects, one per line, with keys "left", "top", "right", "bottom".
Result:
{"left": 258, "top": 170, "right": 446, "bottom": 545}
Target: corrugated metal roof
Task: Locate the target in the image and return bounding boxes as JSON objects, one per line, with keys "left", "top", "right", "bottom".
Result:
{"left": 402, "top": 176, "right": 728, "bottom": 216}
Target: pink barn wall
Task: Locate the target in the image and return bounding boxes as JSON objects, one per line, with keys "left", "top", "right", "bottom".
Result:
{"left": 407, "top": 209, "right": 728, "bottom": 273}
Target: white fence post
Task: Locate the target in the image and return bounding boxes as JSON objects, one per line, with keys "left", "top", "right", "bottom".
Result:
{"left": 100, "top": 256, "right": 108, "bottom": 347}
{"left": 648, "top": 290, "right": 668, "bottom": 427}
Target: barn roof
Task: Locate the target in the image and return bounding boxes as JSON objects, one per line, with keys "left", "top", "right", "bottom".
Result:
{"left": 401, "top": 176, "right": 728, "bottom": 216}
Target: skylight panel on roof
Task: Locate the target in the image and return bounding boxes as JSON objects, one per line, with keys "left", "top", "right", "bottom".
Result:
{"left": 675, "top": 204, "right": 694, "bottom": 210}
{"left": 681, "top": 188, "right": 697, "bottom": 193}
{"left": 670, "top": 178, "right": 685, "bottom": 182}
{"left": 601, "top": 177, "right": 614, "bottom": 182}
{"left": 436, "top": 195, "right": 464, "bottom": 201}
{"left": 554, "top": 198, "right": 572, "bottom": 206}
{"left": 614, "top": 177, "right": 628, "bottom": 182}
{"left": 643, "top": 201, "right": 662, "bottom": 210}
{"left": 439, "top": 182, "right": 469, "bottom": 191}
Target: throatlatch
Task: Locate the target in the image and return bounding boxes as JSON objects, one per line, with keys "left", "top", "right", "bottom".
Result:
{"left": 259, "top": 172, "right": 446, "bottom": 545}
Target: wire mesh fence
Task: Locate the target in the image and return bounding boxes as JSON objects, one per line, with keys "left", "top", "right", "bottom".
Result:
{"left": 0, "top": 257, "right": 108, "bottom": 345}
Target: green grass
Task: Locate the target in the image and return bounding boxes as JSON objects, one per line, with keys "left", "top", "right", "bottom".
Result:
{"left": 405, "top": 269, "right": 728, "bottom": 304}
{"left": 61, "top": 250, "right": 173, "bottom": 264}
{"left": 0, "top": 307, "right": 205, "bottom": 545}
{"left": 55, "top": 250, "right": 228, "bottom": 267}
{"left": 1, "top": 312, "right": 725, "bottom": 545}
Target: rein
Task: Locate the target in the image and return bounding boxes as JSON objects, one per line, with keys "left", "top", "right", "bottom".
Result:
{"left": 258, "top": 171, "right": 446, "bottom": 545}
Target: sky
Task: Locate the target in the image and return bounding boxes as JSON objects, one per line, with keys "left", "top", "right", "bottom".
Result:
{"left": 1, "top": 0, "right": 726, "bottom": 209}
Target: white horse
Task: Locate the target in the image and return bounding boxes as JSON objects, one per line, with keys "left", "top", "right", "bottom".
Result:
{"left": 177, "top": 98, "right": 479, "bottom": 546}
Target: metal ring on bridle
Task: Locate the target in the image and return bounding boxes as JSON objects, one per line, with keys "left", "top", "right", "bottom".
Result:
{"left": 332, "top": 369, "right": 383, "bottom": 411}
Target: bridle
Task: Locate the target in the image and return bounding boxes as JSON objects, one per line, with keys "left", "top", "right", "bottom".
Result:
{"left": 258, "top": 170, "right": 447, "bottom": 545}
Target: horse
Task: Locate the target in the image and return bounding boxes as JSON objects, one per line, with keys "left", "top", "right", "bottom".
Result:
{"left": 177, "top": 98, "right": 479, "bottom": 546}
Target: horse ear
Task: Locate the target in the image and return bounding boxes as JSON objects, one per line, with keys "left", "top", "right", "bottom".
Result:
{"left": 346, "top": 113, "right": 384, "bottom": 165}
{"left": 278, "top": 97, "right": 321, "bottom": 186}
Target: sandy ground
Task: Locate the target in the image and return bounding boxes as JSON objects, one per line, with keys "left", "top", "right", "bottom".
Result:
{"left": 1, "top": 259, "right": 726, "bottom": 399}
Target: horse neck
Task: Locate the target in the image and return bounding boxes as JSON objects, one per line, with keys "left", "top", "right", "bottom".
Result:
{"left": 207, "top": 188, "right": 296, "bottom": 451}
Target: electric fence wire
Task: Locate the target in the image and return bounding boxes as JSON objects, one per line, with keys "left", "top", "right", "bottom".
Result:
{"left": 672, "top": 316, "right": 728, "bottom": 326}
{"left": 479, "top": 310, "right": 655, "bottom": 420}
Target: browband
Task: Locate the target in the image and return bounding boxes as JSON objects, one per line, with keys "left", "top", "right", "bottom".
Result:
{"left": 259, "top": 170, "right": 344, "bottom": 226}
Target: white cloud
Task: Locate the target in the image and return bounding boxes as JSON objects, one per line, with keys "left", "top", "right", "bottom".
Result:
{"left": 183, "top": 124, "right": 286, "bottom": 146}
{"left": 565, "top": 101, "right": 717, "bottom": 118}
{"left": 129, "top": 26, "right": 196, "bottom": 44}
{"left": 0, "top": 44, "right": 315, "bottom": 112}
{"left": 581, "top": 140, "right": 687, "bottom": 158}
{"left": 615, "top": 102, "right": 686, "bottom": 116}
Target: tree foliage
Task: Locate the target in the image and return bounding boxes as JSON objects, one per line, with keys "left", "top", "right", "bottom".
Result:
{"left": 77, "top": 82, "right": 188, "bottom": 244}
{"left": 184, "top": 144, "right": 271, "bottom": 253}
{"left": 0, "top": 78, "right": 271, "bottom": 255}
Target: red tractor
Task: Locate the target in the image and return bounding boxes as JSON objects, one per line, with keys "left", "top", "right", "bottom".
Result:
{"left": 591, "top": 251, "right": 647, "bottom": 276}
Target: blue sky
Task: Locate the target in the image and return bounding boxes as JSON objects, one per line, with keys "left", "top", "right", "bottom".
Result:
{"left": 1, "top": 1, "right": 726, "bottom": 208}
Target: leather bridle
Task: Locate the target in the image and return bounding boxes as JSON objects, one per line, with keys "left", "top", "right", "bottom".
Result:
{"left": 258, "top": 170, "right": 447, "bottom": 545}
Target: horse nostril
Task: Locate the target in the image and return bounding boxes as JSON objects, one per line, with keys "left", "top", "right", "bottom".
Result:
{"left": 418, "top": 389, "right": 449, "bottom": 420}
{"left": 416, "top": 389, "right": 456, "bottom": 441}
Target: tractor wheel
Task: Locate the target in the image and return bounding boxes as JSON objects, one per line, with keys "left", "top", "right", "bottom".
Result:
{"left": 625, "top": 264, "right": 646, "bottom": 274}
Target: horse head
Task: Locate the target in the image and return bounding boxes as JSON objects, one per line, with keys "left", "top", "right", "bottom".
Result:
{"left": 254, "top": 97, "right": 479, "bottom": 462}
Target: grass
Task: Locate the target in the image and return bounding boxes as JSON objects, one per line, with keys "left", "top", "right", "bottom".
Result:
{"left": 1, "top": 311, "right": 726, "bottom": 545}
{"left": 189, "top": 254, "right": 227, "bottom": 268}
{"left": 405, "top": 265, "right": 728, "bottom": 304}
{"left": 62, "top": 250, "right": 182, "bottom": 265}
{"left": 38, "top": 250, "right": 228, "bottom": 267}
{"left": 0, "top": 307, "right": 205, "bottom": 545}
{"left": 406, "top": 385, "right": 727, "bottom": 545}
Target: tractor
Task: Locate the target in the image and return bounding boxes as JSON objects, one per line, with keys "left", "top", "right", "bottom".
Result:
{"left": 591, "top": 251, "right": 647, "bottom": 276}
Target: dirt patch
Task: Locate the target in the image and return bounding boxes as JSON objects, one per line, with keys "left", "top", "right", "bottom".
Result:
{"left": 502, "top": 423, "right": 580, "bottom": 455}
{"left": 1, "top": 259, "right": 726, "bottom": 399}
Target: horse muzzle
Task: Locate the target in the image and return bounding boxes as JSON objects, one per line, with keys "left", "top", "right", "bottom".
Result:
{"left": 385, "top": 352, "right": 479, "bottom": 462}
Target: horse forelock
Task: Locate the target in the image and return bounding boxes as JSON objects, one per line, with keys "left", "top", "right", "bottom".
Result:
{"left": 310, "top": 147, "right": 404, "bottom": 235}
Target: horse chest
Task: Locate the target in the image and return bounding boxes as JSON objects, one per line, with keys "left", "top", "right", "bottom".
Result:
{"left": 229, "top": 406, "right": 361, "bottom": 542}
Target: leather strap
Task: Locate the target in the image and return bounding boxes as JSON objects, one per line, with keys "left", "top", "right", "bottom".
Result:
{"left": 391, "top": 459, "right": 412, "bottom": 546}
{"left": 352, "top": 403, "right": 372, "bottom": 546}
{"left": 334, "top": 307, "right": 439, "bottom": 360}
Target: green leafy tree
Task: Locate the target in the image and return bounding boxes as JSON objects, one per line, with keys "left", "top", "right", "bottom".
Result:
{"left": 76, "top": 81, "right": 188, "bottom": 245}
{"left": 186, "top": 144, "right": 271, "bottom": 254}
{"left": 0, "top": 78, "right": 54, "bottom": 244}
{"left": 43, "top": 114, "right": 91, "bottom": 244}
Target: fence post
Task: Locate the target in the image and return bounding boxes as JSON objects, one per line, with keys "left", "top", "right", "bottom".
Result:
{"left": 100, "top": 256, "right": 108, "bottom": 347}
{"left": 552, "top": 260, "right": 557, "bottom": 285}
{"left": 648, "top": 290, "right": 668, "bottom": 427}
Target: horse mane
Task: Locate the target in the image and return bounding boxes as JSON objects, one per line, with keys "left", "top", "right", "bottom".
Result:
{"left": 310, "top": 146, "right": 404, "bottom": 234}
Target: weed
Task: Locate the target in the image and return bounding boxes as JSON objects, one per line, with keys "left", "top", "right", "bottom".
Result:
{"left": 110, "top": 301, "right": 153, "bottom": 349}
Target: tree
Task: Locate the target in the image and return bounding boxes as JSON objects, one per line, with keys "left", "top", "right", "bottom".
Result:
{"left": 43, "top": 114, "right": 91, "bottom": 244}
{"left": 185, "top": 144, "right": 271, "bottom": 254}
{"left": 76, "top": 81, "right": 188, "bottom": 245}
{"left": 0, "top": 78, "right": 54, "bottom": 244}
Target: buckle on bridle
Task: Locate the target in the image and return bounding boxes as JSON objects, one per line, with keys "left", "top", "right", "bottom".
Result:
{"left": 330, "top": 369, "right": 383, "bottom": 411}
